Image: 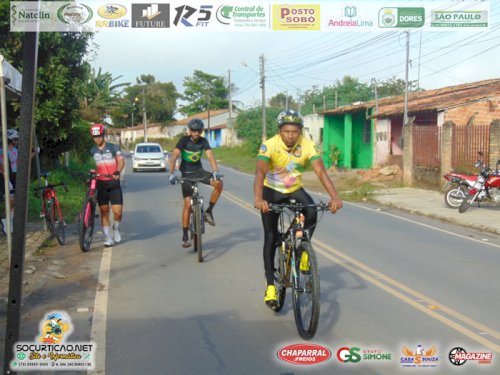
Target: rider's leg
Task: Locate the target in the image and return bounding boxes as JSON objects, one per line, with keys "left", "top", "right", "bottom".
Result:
{"left": 204, "top": 179, "right": 222, "bottom": 226}
{"left": 182, "top": 197, "right": 192, "bottom": 246}
{"left": 99, "top": 204, "right": 114, "bottom": 246}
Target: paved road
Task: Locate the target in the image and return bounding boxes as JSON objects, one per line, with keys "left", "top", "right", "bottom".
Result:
{"left": 1, "top": 162, "right": 500, "bottom": 374}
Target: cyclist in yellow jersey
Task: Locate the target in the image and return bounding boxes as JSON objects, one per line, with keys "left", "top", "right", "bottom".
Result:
{"left": 254, "top": 110, "right": 343, "bottom": 308}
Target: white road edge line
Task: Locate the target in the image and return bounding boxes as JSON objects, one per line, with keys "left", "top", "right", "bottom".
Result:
{"left": 88, "top": 247, "right": 112, "bottom": 375}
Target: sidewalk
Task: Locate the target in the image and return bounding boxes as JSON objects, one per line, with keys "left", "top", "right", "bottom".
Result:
{"left": 371, "top": 187, "right": 500, "bottom": 235}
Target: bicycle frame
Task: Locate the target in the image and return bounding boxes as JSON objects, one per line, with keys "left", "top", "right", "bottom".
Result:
{"left": 34, "top": 173, "right": 67, "bottom": 245}
{"left": 270, "top": 200, "right": 328, "bottom": 340}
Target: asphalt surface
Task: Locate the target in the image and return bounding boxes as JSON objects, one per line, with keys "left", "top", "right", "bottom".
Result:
{"left": 2, "top": 186, "right": 499, "bottom": 286}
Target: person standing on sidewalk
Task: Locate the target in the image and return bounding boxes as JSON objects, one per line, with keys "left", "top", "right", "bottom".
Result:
{"left": 0, "top": 129, "right": 19, "bottom": 234}
{"left": 90, "top": 123, "right": 125, "bottom": 247}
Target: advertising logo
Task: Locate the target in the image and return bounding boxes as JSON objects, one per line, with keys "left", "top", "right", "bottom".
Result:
{"left": 400, "top": 344, "right": 439, "bottom": 368}
{"left": 97, "top": 4, "right": 127, "bottom": 19}
{"left": 379, "top": 7, "right": 425, "bottom": 28}
{"left": 9, "top": 311, "right": 96, "bottom": 371}
{"left": 57, "top": 3, "right": 93, "bottom": 25}
{"left": 96, "top": 4, "right": 129, "bottom": 28}
{"left": 431, "top": 10, "right": 488, "bottom": 28}
{"left": 327, "top": 5, "right": 374, "bottom": 29}
{"left": 132, "top": 3, "right": 169, "bottom": 28}
{"left": 172, "top": 4, "right": 213, "bottom": 27}
{"left": 10, "top": 2, "right": 52, "bottom": 29}
{"left": 215, "top": 4, "right": 267, "bottom": 29}
{"left": 448, "top": 347, "right": 493, "bottom": 366}
{"left": 337, "top": 347, "right": 361, "bottom": 363}
{"left": 273, "top": 4, "right": 320, "bottom": 31}
{"left": 277, "top": 343, "right": 331, "bottom": 365}
{"left": 362, "top": 348, "right": 393, "bottom": 361}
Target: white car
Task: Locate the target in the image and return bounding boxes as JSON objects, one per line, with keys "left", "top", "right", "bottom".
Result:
{"left": 132, "top": 142, "right": 167, "bottom": 172}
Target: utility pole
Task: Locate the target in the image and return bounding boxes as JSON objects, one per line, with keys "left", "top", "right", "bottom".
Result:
{"left": 403, "top": 30, "right": 410, "bottom": 126}
{"left": 142, "top": 86, "right": 148, "bottom": 142}
{"left": 207, "top": 93, "right": 211, "bottom": 145}
{"left": 228, "top": 69, "right": 232, "bottom": 121}
{"left": 323, "top": 95, "right": 326, "bottom": 111}
{"left": 285, "top": 90, "right": 289, "bottom": 111}
{"left": 335, "top": 89, "right": 338, "bottom": 108}
{"left": 372, "top": 78, "right": 379, "bottom": 114}
{"left": 297, "top": 89, "right": 301, "bottom": 113}
{"left": 259, "top": 54, "right": 266, "bottom": 142}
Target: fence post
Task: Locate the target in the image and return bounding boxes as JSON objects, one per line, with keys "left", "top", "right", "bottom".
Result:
{"left": 441, "top": 121, "right": 454, "bottom": 174}
{"left": 402, "top": 122, "right": 413, "bottom": 185}
{"left": 489, "top": 119, "right": 500, "bottom": 167}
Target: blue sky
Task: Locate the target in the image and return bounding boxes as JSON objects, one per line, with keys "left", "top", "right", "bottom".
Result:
{"left": 89, "top": 1, "right": 500, "bottom": 114}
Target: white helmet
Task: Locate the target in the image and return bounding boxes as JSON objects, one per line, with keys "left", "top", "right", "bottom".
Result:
{"left": 7, "top": 129, "right": 19, "bottom": 140}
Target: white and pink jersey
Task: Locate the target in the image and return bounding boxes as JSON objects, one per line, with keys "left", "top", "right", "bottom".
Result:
{"left": 90, "top": 142, "right": 123, "bottom": 181}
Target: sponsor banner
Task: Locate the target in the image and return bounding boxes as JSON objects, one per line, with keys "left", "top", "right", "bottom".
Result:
{"left": 448, "top": 347, "right": 493, "bottom": 366}
{"left": 272, "top": 4, "right": 321, "bottom": 31}
{"left": 10, "top": 1, "right": 490, "bottom": 32}
{"left": 9, "top": 311, "right": 96, "bottom": 371}
{"left": 431, "top": 10, "right": 488, "bottom": 28}
{"left": 400, "top": 344, "right": 440, "bottom": 368}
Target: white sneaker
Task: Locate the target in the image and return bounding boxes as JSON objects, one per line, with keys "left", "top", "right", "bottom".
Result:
{"left": 113, "top": 224, "right": 121, "bottom": 243}
{"left": 104, "top": 237, "right": 114, "bottom": 247}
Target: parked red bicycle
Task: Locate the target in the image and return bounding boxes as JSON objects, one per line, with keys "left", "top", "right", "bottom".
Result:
{"left": 33, "top": 172, "right": 68, "bottom": 245}
{"left": 74, "top": 170, "right": 111, "bottom": 252}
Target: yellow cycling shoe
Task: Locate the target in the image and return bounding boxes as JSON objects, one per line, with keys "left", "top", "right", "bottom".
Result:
{"left": 299, "top": 251, "right": 310, "bottom": 272}
{"left": 264, "top": 285, "right": 277, "bottom": 307}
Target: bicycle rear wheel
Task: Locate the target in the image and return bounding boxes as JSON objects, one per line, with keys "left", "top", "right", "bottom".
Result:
{"left": 292, "top": 241, "right": 320, "bottom": 340}
{"left": 79, "top": 198, "right": 95, "bottom": 252}
{"left": 193, "top": 204, "right": 203, "bottom": 262}
{"left": 273, "top": 242, "right": 288, "bottom": 312}
{"left": 52, "top": 199, "right": 66, "bottom": 245}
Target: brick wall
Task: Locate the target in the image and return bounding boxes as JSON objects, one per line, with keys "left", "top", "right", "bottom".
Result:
{"left": 445, "top": 99, "right": 500, "bottom": 126}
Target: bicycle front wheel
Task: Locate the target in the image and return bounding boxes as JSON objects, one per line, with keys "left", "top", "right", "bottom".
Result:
{"left": 292, "top": 241, "right": 320, "bottom": 340}
{"left": 79, "top": 198, "right": 95, "bottom": 252}
{"left": 53, "top": 199, "right": 66, "bottom": 245}
{"left": 273, "top": 242, "right": 288, "bottom": 312}
{"left": 193, "top": 205, "right": 203, "bottom": 262}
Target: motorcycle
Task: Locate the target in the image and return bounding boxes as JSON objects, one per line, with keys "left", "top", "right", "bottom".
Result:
{"left": 443, "top": 153, "right": 485, "bottom": 209}
{"left": 443, "top": 172, "right": 477, "bottom": 209}
{"left": 458, "top": 158, "right": 500, "bottom": 213}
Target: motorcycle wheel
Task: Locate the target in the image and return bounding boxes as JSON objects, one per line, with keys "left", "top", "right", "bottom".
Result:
{"left": 458, "top": 195, "right": 475, "bottom": 213}
{"left": 444, "top": 185, "right": 468, "bottom": 209}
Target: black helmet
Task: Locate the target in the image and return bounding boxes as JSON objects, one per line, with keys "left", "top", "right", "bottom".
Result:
{"left": 277, "top": 110, "right": 303, "bottom": 128}
{"left": 187, "top": 118, "right": 205, "bottom": 131}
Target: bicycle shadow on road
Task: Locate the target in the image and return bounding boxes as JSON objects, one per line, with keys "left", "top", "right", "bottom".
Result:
{"left": 317, "top": 262, "right": 368, "bottom": 335}
{"left": 199, "top": 227, "right": 259, "bottom": 263}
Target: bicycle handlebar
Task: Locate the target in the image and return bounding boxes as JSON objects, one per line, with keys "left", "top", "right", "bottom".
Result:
{"left": 71, "top": 171, "right": 113, "bottom": 178}
{"left": 269, "top": 202, "right": 330, "bottom": 213}
{"left": 33, "top": 182, "right": 68, "bottom": 197}
{"left": 179, "top": 174, "right": 224, "bottom": 183}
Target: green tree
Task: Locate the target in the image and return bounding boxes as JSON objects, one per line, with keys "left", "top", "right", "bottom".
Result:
{"left": 80, "top": 64, "right": 130, "bottom": 123}
{"left": 268, "top": 92, "right": 296, "bottom": 110}
{"left": 376, "top": 76, "right": 420, "bottom": 98}
{"left": 235, "top": 107, "right": 281, "bottom": 153}
{"left": 180, "top": 70, "right": 228, "bottom": 116}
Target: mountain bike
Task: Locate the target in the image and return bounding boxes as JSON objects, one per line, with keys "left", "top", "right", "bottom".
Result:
{"left": 33, "top": 172, "right": 68, "bottom": 245}
{"left": 180, "top": 175, "right": 222, "bottom": 262}
{"left": 74, "top": 170, "right": 111, "bottom": 252}
{"left": 269, "top": 200, "right": 330, "bottom": 340}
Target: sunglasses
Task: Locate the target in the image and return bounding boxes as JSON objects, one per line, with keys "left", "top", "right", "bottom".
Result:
{"left": 190, "top": 129, "right": 203, "bottom": 133}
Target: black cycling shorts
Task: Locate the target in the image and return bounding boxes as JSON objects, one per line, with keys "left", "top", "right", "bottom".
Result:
{"left": 96, "top": 179, "right": 123, "bottom": 206}
{"left": 181, "top": 169, "right": 213, "bottom": 198}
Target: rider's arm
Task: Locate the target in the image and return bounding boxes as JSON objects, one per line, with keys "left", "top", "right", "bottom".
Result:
{"left": 254, "top": 159, "right": 270, "bottom": 213}
{"left": 311, "top": 158, "right": 343, "bottom": 213}
{"left": 169, "top": 148, "right": 181, "bottom": 174}
{"left": 205, "top": 149, "right": 218, "bottom": 173}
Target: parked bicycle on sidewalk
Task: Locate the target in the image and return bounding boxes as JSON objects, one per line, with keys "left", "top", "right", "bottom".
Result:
{"left": 33, "top": 172, "right": 68, "bottom": 245}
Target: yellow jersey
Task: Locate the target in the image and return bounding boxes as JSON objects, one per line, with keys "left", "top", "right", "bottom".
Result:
{"left": 257, "top": 134, "right": 321, "bottom": 193}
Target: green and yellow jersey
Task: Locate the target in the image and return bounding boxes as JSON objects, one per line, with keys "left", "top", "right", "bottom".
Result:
{"left": 257, "top": 134, "right": 321, "bottom": 194}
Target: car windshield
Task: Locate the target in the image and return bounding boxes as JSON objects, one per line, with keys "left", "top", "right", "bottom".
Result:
{"left": 137, "top": 145, "right": 161, "bottom": 153}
